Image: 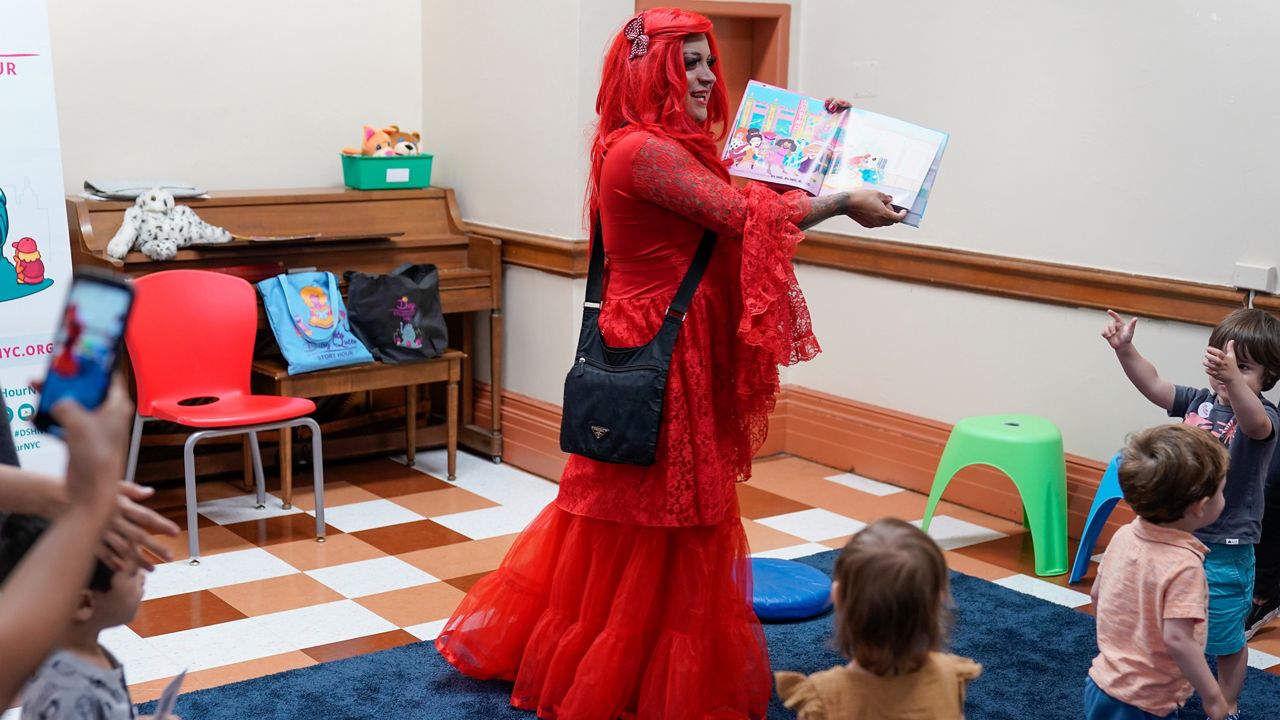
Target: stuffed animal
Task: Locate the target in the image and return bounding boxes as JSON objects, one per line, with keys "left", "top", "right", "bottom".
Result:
{"left": 342, "top": 126, "right": 396, "bottom": 157}
{"left": 105, "top": 188, "right": 232, "bottom": 261}
{"left": 381, "top": 125, "right": 421, "bottom": 156}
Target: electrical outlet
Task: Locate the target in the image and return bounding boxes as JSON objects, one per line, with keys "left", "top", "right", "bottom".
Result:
{"left": 1233, "top": 262, "right": 1278, "bottom": 293}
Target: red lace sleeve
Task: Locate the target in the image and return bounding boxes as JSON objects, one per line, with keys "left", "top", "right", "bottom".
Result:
{"left": 629, "top": 134, "right": 821, "bottom": 458}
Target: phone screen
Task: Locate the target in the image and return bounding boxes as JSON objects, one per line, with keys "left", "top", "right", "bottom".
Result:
{"left": 34, "top": 275, "right": 134, "bottom": 433}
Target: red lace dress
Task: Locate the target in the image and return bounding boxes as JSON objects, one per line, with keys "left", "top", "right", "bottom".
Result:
{"left": 435, "top": 130, "right": 819, "bottom": 720}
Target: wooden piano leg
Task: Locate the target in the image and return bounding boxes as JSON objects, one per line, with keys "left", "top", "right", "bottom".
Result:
{"left": 280, "top": 427, "right": 293, "bottom": 509}
{"left": 405, "top": 384, "right": 417, "bottom": 466}
{"left": 490, "top": 308, "right": 504, "bottom": 461}
{"left": 447, "top": 360, "right": 459, "bottom": 481}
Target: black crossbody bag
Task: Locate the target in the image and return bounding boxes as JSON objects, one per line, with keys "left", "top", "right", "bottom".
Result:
{"left": 559, "top": 221, "right": 716, "bottom": 465}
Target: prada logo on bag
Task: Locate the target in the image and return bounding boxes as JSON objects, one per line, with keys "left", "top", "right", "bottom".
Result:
{"left": 590, "top": 425, "right": 610, "bottom": 440}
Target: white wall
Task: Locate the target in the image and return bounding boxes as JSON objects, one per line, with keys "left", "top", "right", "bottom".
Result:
{"left": 796, "top": 0, "right": 1280, "bottom": 286}
{"left": 49, "top": 0, "right": 423, "bottom": 192}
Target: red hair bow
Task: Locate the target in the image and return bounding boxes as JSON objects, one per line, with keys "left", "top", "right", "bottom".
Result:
{"left": 624, "top": 15, "right": 649, "bottom": 60}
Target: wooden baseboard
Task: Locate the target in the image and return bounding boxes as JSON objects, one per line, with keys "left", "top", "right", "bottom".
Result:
{"left": 481, "top": 382, "right": 1130, "bottom": 542}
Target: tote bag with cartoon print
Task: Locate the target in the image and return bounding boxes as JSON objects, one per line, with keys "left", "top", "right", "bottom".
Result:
{"left": 257, "top": 271, "right": 374, "bottom": 375}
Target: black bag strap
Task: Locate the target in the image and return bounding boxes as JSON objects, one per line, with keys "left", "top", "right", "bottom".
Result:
{"left": 585, "top": 220, "right": 716, "bottom": 323}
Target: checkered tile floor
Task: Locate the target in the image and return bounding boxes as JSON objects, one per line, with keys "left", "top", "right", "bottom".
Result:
{"left": 10, "top": 451, "right": 1280, "bottom": 713}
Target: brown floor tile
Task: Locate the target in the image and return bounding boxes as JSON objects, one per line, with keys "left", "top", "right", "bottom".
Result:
{"left": 222, "top": 513, "right": 340, "bottom": 548}
{"left": 943, "top": 550, "right": 1019, "bottom": 582}
{"left": 353, "top": 519, "right": 471, "bottom": 555}
{"left": 129, "top": 590, "right": 248, "bottom": 638}
{"left": 264, "top": 533, "right": 387, "bottom": 572}
{"left": 445, "top": 571, "right": 492, "bottom": 594}
{"left": 399, "top": 533, "right": 518, "bottom": 579}
{"left": 1247, "top": 628, "right": 1280, "bottom": 655}
{"left": 211, "top": 573, "right": 345, "bottom": 616}
{"left": 935, "top": 500, "right": 1028, "bottom": 536}
{"left": 144, "top": 478, "right": 249, "bottom": 509}
{"left": 143, "top": 524, "right": 255, "bottom": 565}
{"left": 392, "top": 486, "right": 499, "bottom": 518}
{"left": 742, "top": 518, "right": 807, "bottom": 554}
{"left": 952, "top": 533, "right": 1087, "bottom": 589}
{"left": 129, "top": 651, "right": 316, "bottom": 703}
{"left": 285, "top": 481, "right": 384, "bottom": 511}
{"left": 151, "top": 504, "right": 218, "bottom": 529}
{"left": 750, "top": 455, "right": 840, "bottom": 483}
{"left": 355, "top": 582, "right": 469, "bottom": 627}
{"left": 820, "top": 535, "right": 852, "bottom": 550}
{"left": 735, "top": 484, "right": 812, "bottom": 520}
{"left": 301, "top": 629, "right": 421, "bottom": 664}
{"left": 343, "top": 461, "right": 453, "bottom": 497}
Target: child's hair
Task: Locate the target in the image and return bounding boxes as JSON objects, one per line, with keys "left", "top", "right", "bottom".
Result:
{"left": 0, "top": 513, "right": 113, "bottom": 592}
{"left": 1208, "top": 308, "right": 1280, "bottom": 390}
{"left": 1118, "top": 424, "right": 1229, "bottom": 524}
{"left": 833, "top": 518, "right": 949, "bottom": 676}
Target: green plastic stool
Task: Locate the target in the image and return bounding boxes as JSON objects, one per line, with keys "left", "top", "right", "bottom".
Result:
{"left": 920, "top": 414, "right": 1069, "bottom": 577}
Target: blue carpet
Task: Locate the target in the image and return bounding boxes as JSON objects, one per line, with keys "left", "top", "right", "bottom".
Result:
{"left": 138, "top": 550, "right": 1280, "bottom": 719}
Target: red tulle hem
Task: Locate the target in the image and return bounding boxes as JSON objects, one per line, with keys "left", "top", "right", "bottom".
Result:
{"left": 435, "top": 504, "right": 771, "bottom": 719}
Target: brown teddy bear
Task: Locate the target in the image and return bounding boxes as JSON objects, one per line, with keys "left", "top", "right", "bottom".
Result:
{"left": 382, "top": 125, "right": 421, "bottom": 156}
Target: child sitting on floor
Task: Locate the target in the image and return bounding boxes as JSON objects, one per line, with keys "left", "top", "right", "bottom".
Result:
{"left": 774, "top": 518, "right": 981, "bottom": 719}
{"left": 1087, "top": 424, "right": 1232, "bottom": 720}
{"left": 1103, "top": 307, "right": 1280, "bottom": 716}
{"left": 0, "top": 513, "right": 165, "bottom": 720}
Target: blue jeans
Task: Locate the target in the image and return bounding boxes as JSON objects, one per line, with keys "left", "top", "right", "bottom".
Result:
{"left": 1083, "top": 676, "right": 1180, "bottom": 719}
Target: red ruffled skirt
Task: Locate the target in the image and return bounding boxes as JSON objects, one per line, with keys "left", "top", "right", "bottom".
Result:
{"left": 434, "top": 504, "right": 771, "bottom": 719}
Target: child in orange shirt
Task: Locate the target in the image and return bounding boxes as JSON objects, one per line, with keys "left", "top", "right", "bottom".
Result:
{"left": 1087, "top": 423, "right": 1234, "bottom": 719}
{"left": 775, "top": 518, "right": 981, "bottom": 719}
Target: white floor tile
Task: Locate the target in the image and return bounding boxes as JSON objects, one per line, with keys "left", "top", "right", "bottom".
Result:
{"left": 306, "top": 556, "right": 439, "bottom": 598}
{"left": 410, "top": 450, "right": 558, "bottom": 509}
{"left": 994, "top": 574, "right": 1091, "bottom": 608}
{"left": 256, "top": 600, "right": 398, "bottom": 649}
{"left": 431, "top": 502, "right": 550, "bottom": 540}
{"left": 824, "top": 472, "right": 903, "bottom": 496}
{"left": 309, "top": 498, "right": 426, "bottom": 533}
{"left": 144, "top": 547, "right": 300, "bottom": 600}
{"left": 197, "top": 493, "right": 302, "bottom": 525}
{"left": 751, "top": 543, "right": 833, "bottom": 560}
{"left": 2, "top": 708, "right": 21, "bottom": 720}
{"left": 146, "top": 616, "right": 295, "bottom": 673}
{"left": 100, "top": 625, "right": 185, "bottom": 684}
{"left": 1248, "top": 647, "right": 1280, "bottom": 670}
{"left": 756, "top": 508, "right": 867, "bottom": 543}
{"left": 911, "top": 515, "right": 1007, "bottom": 550}
{"left": 405, "top": 619, "right": 448, "bottom": 641}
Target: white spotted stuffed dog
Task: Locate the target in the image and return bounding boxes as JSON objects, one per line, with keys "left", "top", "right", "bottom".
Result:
{"left": 105, "top": 188, "right": 232, "bottom": 261}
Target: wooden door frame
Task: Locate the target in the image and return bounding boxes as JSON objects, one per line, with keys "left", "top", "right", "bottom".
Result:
{"left": 633, "top": 0, "right": 791, "bottom": 87}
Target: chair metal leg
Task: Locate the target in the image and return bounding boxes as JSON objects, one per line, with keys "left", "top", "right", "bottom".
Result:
{"left": 303, "top": 418, "right": 325, "bottom": 543}
{"left": 182, "top": 434, "right": 202, "bottom": 565}
{"left": 447, "top": 376, "right": 458, "bottom": 482}
{"left": 124, "top": 413, "right": 145, "bottom": 484}
{"left": 248, "top": 431, "right": 267, "bottom": 509}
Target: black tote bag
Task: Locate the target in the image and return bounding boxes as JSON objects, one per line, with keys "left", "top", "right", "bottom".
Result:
{"left": 344, "top": 263, "right": 448, "bottom": 363}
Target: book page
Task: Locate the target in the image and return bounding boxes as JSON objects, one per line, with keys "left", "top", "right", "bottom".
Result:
{"left": 723, "top": 81, "right": 844, "bottom": 196}
{"left": 819, "top": 109, "right": 948, "bottom": 216}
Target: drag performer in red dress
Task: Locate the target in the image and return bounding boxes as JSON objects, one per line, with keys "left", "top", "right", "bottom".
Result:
{"left": 435, "top": 8, "right": 905, "bottom": 719}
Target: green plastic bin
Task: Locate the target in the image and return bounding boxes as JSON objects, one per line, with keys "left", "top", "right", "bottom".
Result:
{"left": 340, "top": 153, "right": 433, "bottom": 190}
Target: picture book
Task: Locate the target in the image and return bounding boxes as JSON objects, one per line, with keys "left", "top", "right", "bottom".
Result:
{"left": 722, "top": 81, "right": 948, "bottom": 227}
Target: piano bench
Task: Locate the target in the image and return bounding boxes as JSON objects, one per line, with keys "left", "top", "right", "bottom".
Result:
{"left": 251, "top": 349, "right": 464, "bottom": 506}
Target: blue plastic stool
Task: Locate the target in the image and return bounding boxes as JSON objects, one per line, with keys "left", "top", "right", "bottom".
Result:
{"left": 751, "top": 558, "right": 832, "bottom": 621}
{"left": 1068, "top": 452, "right": 1124, "bottom": 584}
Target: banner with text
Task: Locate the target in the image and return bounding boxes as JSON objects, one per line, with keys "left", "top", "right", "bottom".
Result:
{"left": 1, "top": 0, "right": 73, "bottom": 472}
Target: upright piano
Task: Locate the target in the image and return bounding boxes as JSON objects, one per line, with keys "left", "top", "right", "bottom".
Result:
{"left": 66, "top": 186, "right": 502, "bottom": 481}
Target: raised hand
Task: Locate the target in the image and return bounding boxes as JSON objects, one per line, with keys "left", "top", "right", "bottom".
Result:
{"left": 1204, "top": 340, "right": 1244, "bottom": 386}
{"left": 845, "top": 189, "right": 905, "bottom": 228}
{"left": 99, "top": 483, "right": 179, "bottom": 572}
{"left": 1101, "top": 310, "right": 1137, "bottom": 350}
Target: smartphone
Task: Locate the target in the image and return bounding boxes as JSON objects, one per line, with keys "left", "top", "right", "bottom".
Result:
{"left": 33, "top": 269, "right": 135, "bottom": 434}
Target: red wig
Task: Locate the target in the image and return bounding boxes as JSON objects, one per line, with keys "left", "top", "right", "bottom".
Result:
{"left": 587, "top": 8, "right": 730, "bottom": 219}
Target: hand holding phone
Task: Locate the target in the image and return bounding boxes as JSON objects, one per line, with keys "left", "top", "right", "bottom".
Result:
{"left": 34, "top": 269, "right": 135, "bottom": 435}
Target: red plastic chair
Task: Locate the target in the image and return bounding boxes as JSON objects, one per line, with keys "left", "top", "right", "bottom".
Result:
{"left": 123, "top": 270, "right": 325, "bottom": 563}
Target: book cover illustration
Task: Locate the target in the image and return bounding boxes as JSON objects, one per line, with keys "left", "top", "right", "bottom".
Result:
{"left": 723, "top": 81, "right": 948, "bottom": 226}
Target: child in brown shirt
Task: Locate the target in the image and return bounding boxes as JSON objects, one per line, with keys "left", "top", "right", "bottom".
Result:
{"left": 775, "top": 518, "right": 981, "bottom": 719}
